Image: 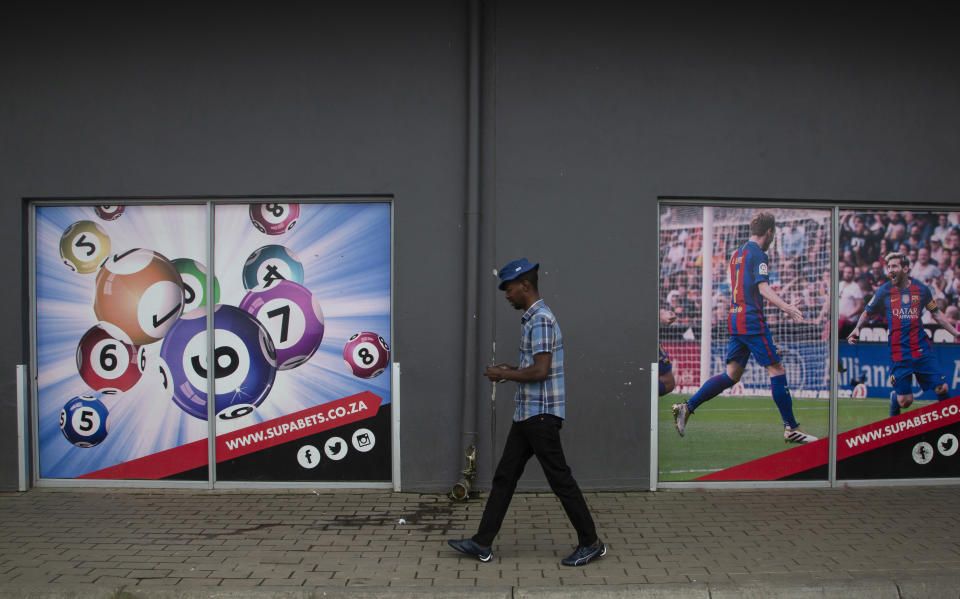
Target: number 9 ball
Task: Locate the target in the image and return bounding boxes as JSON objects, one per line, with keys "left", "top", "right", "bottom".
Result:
{"left": 343, "top": 331, "right": 390, "bottom": 378}
{"left": 60, "top": 394, "right": 110, "bottom": 448}
{"left": 159, "top": 305, "right": 277, "bottom": 420}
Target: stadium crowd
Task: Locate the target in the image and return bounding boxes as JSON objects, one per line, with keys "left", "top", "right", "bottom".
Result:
{"left": 659, "top": 210, "right": 960, "bottom": 337}
{"left": 838, "top": 211, "right": 960, "bottom": 335}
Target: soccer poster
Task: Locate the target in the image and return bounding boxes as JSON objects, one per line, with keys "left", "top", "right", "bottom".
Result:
{"left": 657, "top": 205, "right": 830, "bottom": 481}
{"left": 835, "top": 208, "right": 960, "bottom": 479}
{"left": 34, "top": 201, "right": 392, "bottom": 482}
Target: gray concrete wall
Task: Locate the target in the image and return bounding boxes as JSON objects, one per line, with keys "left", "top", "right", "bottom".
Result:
{"left": 3, "top": 2, "right": 960, "bottom": 491}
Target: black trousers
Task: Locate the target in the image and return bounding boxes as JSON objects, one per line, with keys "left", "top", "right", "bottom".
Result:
{"left": 472, "top": 413, "right": 597, "bottom": 547}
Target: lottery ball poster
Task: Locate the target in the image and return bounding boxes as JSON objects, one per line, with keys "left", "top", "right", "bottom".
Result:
{"left": 35, "top": 201, "right": 392, "bottom": 482}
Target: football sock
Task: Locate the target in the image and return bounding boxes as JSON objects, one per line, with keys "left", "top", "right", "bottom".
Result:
{"left": 890, "top": 392, "right": 901, "bottom": 417}
{"left": 658, "top": 380, "right": 666, "bottom": 396}
{"left": 770, "top": 374, "right": 798, "bottom": 429}
{"left": 687, "top": 373, "right": 735, "bottom": 412}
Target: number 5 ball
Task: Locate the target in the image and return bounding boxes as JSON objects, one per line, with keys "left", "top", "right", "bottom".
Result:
{"left": 343, "top": 332, "right": 390, "bottom": 378}
{"left": 76, "top": 325, "right": 143, "bottom": 394}
{"left": 250, "top": 203, "right": 299, "bottom": 235}
{"left": 239, "top": 280, "right": 325, "bottom": 370}
{"left": 60, "top": 394, "right": 110, "bottom": 448}
{"left": 94, "top": 249, "right": 184, "bottom": 346}
{"left": 59, "top": 220, "right": 111, "bottom": 274}
{"left": 159, "top": 305, "right": 277, "bottom": 420}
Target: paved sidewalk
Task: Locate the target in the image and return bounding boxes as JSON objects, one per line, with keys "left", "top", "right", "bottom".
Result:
{"left": 0, "top": 486, "right": 959, "bottom": 597}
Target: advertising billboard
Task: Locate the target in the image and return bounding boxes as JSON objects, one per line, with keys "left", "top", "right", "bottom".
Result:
{"left": 34, "top": 201, "right": 391, "bottom": 482}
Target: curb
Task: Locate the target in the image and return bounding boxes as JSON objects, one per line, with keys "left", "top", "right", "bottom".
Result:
{"left": 1, "top": 576, "right": 958, "bottom": 599}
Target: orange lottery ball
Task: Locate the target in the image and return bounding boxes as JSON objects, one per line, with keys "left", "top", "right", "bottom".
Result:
{"left": 94, "top": 249, "right": 185, "bottom": 346}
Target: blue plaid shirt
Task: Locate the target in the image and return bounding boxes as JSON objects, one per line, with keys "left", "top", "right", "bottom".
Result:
{"left": 513, "top": 299, "right": 565, "bottom": 421}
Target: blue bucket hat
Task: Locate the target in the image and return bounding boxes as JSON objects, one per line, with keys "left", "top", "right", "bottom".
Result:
{"left": 497, "top": 257, "right": 539, "bottom": 289}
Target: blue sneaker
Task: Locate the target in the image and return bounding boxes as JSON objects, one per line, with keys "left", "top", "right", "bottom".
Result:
{"left": 561, "top": 539, "right": 606, "bottom": 566}
{"left": 447, "top": 538, "right": 493, "bottom": 562}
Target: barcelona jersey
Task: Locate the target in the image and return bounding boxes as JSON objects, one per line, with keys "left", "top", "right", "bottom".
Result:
{"left": 727, "top": 240, "right": 770, "bottom": 335}
{"left": 865, "top": 278, "right": 938, "bottom": 362}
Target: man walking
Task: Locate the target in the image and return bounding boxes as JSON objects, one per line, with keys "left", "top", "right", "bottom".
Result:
{"left": 448, "top": 258, "right": 604, "bottom": 567}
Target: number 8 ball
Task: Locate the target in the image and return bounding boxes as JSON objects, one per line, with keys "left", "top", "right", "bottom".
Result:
{"left": 343, "top": 331, "right": 390, "bottom": 378}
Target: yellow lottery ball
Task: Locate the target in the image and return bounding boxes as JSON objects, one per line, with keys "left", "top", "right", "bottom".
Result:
{"left": 59, "top": 220, "right": 111, "bottom": 274}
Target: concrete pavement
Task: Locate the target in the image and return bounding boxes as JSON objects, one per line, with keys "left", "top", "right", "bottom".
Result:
{"left": 0, "top": 486, "right": 959, "bottom": 597}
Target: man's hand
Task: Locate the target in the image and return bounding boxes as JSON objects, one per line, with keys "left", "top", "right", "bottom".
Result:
{"left": 484, "top": 363, "right": 513, "bottom": 383}
{"left": 783, "top": 303, "right": 804, "bottom": 323}
{"left": 847, "top": 329, "right": 860, "bottom": 345}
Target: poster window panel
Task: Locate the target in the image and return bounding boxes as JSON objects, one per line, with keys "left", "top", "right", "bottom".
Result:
{"left": 210, "top": 202, "right": 392, "bottom": 482}
{"left": 658, "top": 205, "right": 830, "bottom": 482}
{"left": 836, "top": 209, "right": 960, "bottom": 480}
{"left": 35, "top": 204, "right": 209, "bottom": 481}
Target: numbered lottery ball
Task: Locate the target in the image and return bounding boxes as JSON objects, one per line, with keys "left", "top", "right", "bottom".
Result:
{"left": 59, "top": 220, "right": 111, "bottom": 274}
{"left": 343, "top": 331, "right": 390, "bottom": 378}
{"left": 60, "top": 394, "right": 110, "bottom": 448}
{"left": 76, "top": 325, "right": 142, "bottom": 394}
{"left": 239, "top": 280, "right": 325, "bottom": 370}
{"left": 94, "top": 205, "right": 125, "bottom": 221}
{"left": 250, "top": 203, "right": 299, "bottom": 235}
{"left": 172, "top": 258, "right": 220, "bottom": 313}
{"left": 94, "top": 249, "right": 184, "bottom": 346}
{"left": 242, "top": 245, "right": 305, "bottom": 291}
{"left": 159, "top": 305, "right": 277, "bottom": 421}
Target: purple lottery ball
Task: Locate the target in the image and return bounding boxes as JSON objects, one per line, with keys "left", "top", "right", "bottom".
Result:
{"left": 239, "top": 280, "right": 325, "bottom": 370}
{"left": 159, "top": 305, "right": 277, "bottom": 421}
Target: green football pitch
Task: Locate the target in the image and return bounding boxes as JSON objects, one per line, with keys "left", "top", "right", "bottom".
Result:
{"left": 657, "top": 393, "right": 927, "bottom": 482}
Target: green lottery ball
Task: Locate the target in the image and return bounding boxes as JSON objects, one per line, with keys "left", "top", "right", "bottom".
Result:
{"left": 59, "top": 220, "right": 111, "bottom": 274}
{"left": 172, "top": 258, "right": 220, "bottom": 313}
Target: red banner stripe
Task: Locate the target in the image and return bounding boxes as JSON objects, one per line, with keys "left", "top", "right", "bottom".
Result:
{"left": 696, "top": 396, "right": 960, "bottom": 481}
{"left": 79, "top": 392, "right": 382, "bottom": 480}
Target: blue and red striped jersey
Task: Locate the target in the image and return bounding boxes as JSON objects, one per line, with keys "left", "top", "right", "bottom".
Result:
{"left": 727, "top": 240, "right": 770, "bottom": 335}
{"left": 865, "top": 278, "right": 938, "bottom": 361}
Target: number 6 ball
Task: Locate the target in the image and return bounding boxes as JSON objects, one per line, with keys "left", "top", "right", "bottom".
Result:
{"left": 60, "top": 394, "right": 110, "bottom": 448}
{"left": 76, "top": 325, "right": 143, "bottom": 394}
{"left": 343, "top": 331, "right": 390, "bottom": 378}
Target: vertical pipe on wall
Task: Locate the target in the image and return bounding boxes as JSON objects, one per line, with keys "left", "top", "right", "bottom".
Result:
{"left": 456, "top": 0, "right": 482, "bottom": 492}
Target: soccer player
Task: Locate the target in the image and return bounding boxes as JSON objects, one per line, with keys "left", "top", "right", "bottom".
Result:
{"left": 658, "top": 309, "right": 677, "bottom": 396}
{"left": 847, "top": 252, "right": 960, "bottom": 416}
{"left": 672, "top": 212, "right": 817, "bottom": 444}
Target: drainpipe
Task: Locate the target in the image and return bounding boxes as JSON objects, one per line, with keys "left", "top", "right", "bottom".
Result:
{"left": 453, "top": 0, "right": 482, "bottom": 500}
